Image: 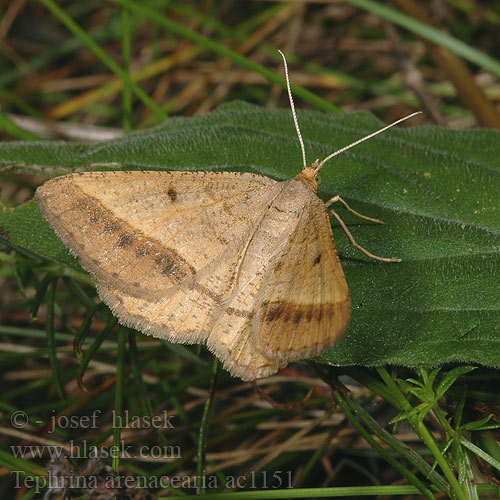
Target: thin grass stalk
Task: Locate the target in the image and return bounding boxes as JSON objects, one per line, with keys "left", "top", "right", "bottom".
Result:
{"left": 39, "top": 0, "right": 167, "bottom": 121}
{"left": 197, "top": 357, "right": 219, "bottom": 495}
{"left": 113, "top": 326, "right": 127, "bottom": 473}
{"left": 46, "top": 278, "right": 64, "bottom": 400}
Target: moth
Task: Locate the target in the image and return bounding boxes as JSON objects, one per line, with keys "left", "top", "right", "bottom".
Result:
{"left": 35, "top": 51, "right": 418, "bottom": 380}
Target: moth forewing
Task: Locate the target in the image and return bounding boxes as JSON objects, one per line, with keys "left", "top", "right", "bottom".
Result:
{"left": 253, "top": 176, "right": 351, "bottom": 362}
{"left": 35, "top": 170, "right": 280, "bottom": 297}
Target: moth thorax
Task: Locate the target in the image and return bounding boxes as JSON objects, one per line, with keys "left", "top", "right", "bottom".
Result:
{"left": 296, "top": 162, "right": 320, "bottom": 191}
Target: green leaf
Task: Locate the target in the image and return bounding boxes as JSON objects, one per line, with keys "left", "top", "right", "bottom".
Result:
{"left": 435, "top": 366, "right": 477, "bottom": 400}
{"left": 390, "top": 403, "right": 431, "bottom": 425}
{"left": 1, "top": 102, "right": 499, "bottom": 368}
{"left": 460, "top": 415, "right": 494, "bottom": 432}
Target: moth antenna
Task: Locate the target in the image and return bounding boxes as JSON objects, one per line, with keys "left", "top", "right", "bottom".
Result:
{"left": 314, "top": 111, "right": 422, "bottom": 175}
{"left": 278, "top": 49, "right": 307, "bottom": 170}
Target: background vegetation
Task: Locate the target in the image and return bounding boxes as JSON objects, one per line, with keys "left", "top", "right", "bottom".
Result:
{"left": 0, "top": 1, "right": 499, "bottom": 499}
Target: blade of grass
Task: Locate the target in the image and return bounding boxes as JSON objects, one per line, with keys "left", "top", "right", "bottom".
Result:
{"left": 197, "top": 357, "right": 218, "bottom": 495}
{"left": 38, "top": 0, "right": 167, "bottom": 121}
{"left": 458, "top": 437, "right": 500, "bottom": 472}
{"left": 377, "top": 368, "right": 469, "bottom": 500}
{"left": 128, "top": 331, "right": 166, "bottom": 446}
{"left": 46, "top": 278, "right": 64, "bottom": 400}
{"left": 346, "top": 368, "right": 470, "bottom": 500}
{"left": 293, "top": 426, "right": 341, "bottom": 488}
{"left": 345, "top": 394, "right": 448, "bottom": 491}
{"left": 0, "top": 449, "right": 47, "bottom": 477}
{"left": 108, "top": 0, "right": 340, "bottom": 114}
{"left": 0, "top": 111, "right": 40, "bottom": 141}
{"left": 335, "top": 390, "right": 438, "bottom": 499}
{"left": 453, "top": 439, "right": 479, "bottom": 500}
{"left": 29, "top": 273, "right": 52, "bottom": 321}
{"left": 121, "top": 4, "right": 132, "bottom": 133}
{"left": 61, "top": 276, "right": 96, "bottom": 310}
{"left": 73, "top": 302, "right": 108, "bottom": 359}
{"left": 161, "top": 483, "right": 498, "bottom": 498}
{"left": 345, "top": 0, "right": 500, "bottom": 79}
{"left": 76, "top": 316, "right": 117, "bottom": 391}
{"left": 112, "top": 326, "right": 127, "bottom": 473}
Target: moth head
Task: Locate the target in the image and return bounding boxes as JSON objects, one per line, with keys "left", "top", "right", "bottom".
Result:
{"left": 295, "top": 161, "right": 320, "bottom": 191}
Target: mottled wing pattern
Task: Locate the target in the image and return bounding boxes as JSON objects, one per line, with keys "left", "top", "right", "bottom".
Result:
{"left": 254, "top": 194, "right": 351, "bottom": 362}
{"left": 95, "top": 227, "right": 258, "bottom": 346}
{"left": 99, "top": 272, "right": 284, "bottom": 380}
{"left": 204, "top": 245, "right": 288, "bottom": 381}
{"left": 35, "top": 170, "right": 280, "bottom": 302}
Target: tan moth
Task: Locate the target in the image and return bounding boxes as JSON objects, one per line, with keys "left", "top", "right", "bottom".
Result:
{"left": 35, "top": 52, "right": 419, "bottom": 381}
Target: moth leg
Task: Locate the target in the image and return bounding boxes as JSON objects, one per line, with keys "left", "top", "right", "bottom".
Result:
{"left": 325, "top": 195, "right": 383, "bottom": 224}
{"left": 329, "top": 208, "right": 401, "bottom": 263}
